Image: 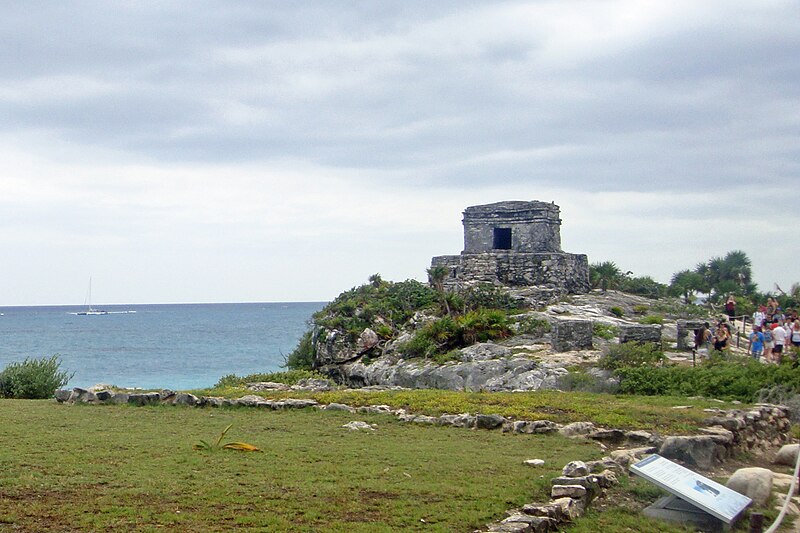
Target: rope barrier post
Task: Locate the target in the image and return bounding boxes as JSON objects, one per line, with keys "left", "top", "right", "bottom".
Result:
{"left": 749, "top": 512, "right": 764, "bottom": 533}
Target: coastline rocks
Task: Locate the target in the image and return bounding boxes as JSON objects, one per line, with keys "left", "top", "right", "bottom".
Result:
{"left": 329, "top": 352, "right": 568, "bottom": 392}
{"left": 460, "top": 343, "right": 512, "bottom": 362}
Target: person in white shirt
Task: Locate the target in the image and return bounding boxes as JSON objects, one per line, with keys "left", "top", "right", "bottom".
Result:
{"left": 753, "top": 307, "right": 766, "bottom": 328}
{"left": 791, "top": 319, "right": 800, "bottom": 347}
{"left": 772, "top": 323, "right": 787, "bottom": 361}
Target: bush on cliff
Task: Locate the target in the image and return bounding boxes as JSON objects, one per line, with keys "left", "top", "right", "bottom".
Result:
{"left": 615, "top": 357, "right": 800, "bottom": 401}
{"left": 286, "top": 331, "right": 314, "bottom": 370}
{"left": 314, "top": 278, "right": 438, "bottom": 341}
{"left": 400, "top": 309, "right": 512, "bottom": 359}
{"left": 0, "top": 355, "right": 73, "bottom": 399}
{"left": 599, "top": 342, "right": 664, "bottom": 370}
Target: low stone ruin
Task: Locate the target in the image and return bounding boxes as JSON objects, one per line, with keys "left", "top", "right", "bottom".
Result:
{"left": 618, "top": 324, "right": 662, "bottom": 344}
{"left": 551, "top": 318, "right": 593, "bottom": 352}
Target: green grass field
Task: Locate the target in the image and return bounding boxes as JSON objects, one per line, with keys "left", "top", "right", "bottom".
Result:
{"left": 0, "top": 391, "right": 756, "bottom": 532}
{"left": 0, "top": 399, "right": 608, "bottom": 531}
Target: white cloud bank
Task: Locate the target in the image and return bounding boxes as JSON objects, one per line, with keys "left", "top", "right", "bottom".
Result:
{"left": 0, "top": 1, "right": 797, "bottom": 305}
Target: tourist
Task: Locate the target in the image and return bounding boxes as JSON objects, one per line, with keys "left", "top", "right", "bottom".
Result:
{"left": 713, "top": 322, "right": 730, "bottom": 352}
{"left": 695, "top": 322, "right": 713, "bottom": 356}
{"left": 791, "top": 319, "right": 800, "bottom": 347}
{"left": 748, "top": 327, "right": 765, "bottom": 361}
{"left": 767, "top": 297, "right": 778, "bottom": 322}
{"left": 772, "top": 321, "right": 787, "bottom": 363}
{"left": 725, "top": 295, "right": 736, "bottom": 323}
{"left": 763, "top": 323, "right": 775, "bottom": 362}
{"left": 753, "top": 306, "right": 766, "bottom": 329}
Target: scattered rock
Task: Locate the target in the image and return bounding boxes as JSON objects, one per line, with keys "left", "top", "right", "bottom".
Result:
{"left": 772, "top": 473, "right": 799, "bottom": 496}
{"left": 587, "top": 429, "right": 626, "bottom": 443}
{"left": 562, "top": 461, "right": 589, "bottom": 477}
{"left": 659, "top": 436, "right": 724, "bottom": 470}
{"left": 324, "top": 403, "right": 356, "bottom": 413}
{"left": 524, "top": 459, "right": 545, "bottom": 467}
{"left": 341, "top": 421, "right": 376, "bottom": 431}
{"left": 726, "top": 467, "right": 773, "bottom": 506}
{"left": 54, "top": 389, "right": 72, "bottom": 403}
{"left": 476, "top": 413, "right": 505, "bottom": 430}
{"left": 559, "top": 421, "right": 595, "bottom": 437}
{"left": 775, "top": 444, "right": 800, "bottom": 466}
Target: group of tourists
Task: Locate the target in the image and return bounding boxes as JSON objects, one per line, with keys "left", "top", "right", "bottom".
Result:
{"left": 693, "top": 295, "right": 800, "bottom": 364}
{"left": 747, "top": 297, "right": 800, "bottom": 363}
{"left": 694, "top": 319, "right": 734, "bottom": 355}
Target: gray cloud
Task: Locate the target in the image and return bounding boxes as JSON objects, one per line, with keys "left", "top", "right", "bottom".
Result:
{"left": 1, "top": 1, "right": 798, "bottom": 304}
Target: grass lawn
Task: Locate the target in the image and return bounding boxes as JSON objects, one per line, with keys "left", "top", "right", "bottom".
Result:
{"left": 0, "top": 399, "right": 606, "bottom": 532}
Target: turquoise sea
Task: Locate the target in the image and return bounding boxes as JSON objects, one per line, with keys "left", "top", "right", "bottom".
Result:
{"left": 0, "top": 302, "right": 325, "bottom": 390}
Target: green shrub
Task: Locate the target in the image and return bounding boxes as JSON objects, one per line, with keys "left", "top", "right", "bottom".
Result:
{"left": 400, "top": 309, "right": 512, "bottom": 360}
{"left": 459, "top": 309, "right": 512, "bottom": 345}
{"left": 461, "top": 284, "right": 521, "bottom": 312}
{"left": 0, "top": 355, "right": 73, "bottom": 399}
{"left": 615, "top": 359, "right": 800, "bottom": 401}
{"left": 600, "top": 343, "right": 664, "bottom": 370}
{"left": 285, "top": 331, "right": 315, "bottom": 370}
{"left": 215, "top": 369, "right": 327, "bottom": 388}
{"left": 515, "top": 316, "right": 552, "bottom": 337}
{"left": 639, "top": 315, "right": 664, "bottom": 325}
{"left": 632, "top": 304, "right": 649, "bottom": 315}
{"left": 593, "top": 323, "right": 619, "bottom": 340}
{"left": 556, "top": 371, "right": 620, "bottom": 394}
{"left": 609, "top": 306, "right": 624, "bottom": 318}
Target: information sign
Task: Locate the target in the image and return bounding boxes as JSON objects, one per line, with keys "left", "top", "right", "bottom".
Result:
{"left": 630, "top": 454, "right": 751, "bottom": 524}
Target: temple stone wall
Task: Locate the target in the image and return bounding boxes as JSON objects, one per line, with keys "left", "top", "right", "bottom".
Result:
{"left": 463, "top": 201, "right": 562, "bottom": 253}
{"left": 432, "top": 252, "right": 589, "bottom": 293}
{"left": 431, "top": 200, "right": 589, "bottom": 294}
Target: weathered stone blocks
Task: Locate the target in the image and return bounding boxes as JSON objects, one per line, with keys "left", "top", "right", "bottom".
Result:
{"left": 618, "top": 324, "right": 662, "bottom": 344}
{"left": 551, "top": 319, "right": 592, "bottom": 352}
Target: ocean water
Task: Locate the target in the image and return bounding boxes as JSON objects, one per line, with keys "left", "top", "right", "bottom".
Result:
{"left": 0, "top": 302, "right": 325, "bottom": 390}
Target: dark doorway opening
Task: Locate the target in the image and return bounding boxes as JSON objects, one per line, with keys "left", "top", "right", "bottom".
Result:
{"left": 493, "top": 228, "right": 512, "bottom": 250}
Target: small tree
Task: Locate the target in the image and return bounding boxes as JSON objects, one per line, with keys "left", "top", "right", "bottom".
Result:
{"left": 0, "top": 355, "right": 73, "bottom": 399}
{"left": 427, "top": 265, "right": 452, "bottom": 315}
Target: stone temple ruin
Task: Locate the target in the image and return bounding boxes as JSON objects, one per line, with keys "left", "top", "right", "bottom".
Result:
{"left": 431, "top": 200, "right": 589, "bottom": 295}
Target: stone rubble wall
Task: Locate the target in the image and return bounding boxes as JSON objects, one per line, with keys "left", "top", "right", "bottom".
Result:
{"left": 431, "top": 252, "right": 589, "bottom": 294}
{"left": 53, "top": 388, "right": 791, "bottom": 531}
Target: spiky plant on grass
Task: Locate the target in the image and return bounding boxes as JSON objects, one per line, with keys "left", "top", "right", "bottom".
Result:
{"left": 193, "top": 423, "right": 261, "bottom": 452}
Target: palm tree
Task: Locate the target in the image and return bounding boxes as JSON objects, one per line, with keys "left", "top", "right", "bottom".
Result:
{"left": 669, "top": 270, "right": 705, "bottom": 303}
{"left": 721, "top": 250, "right": 752, "bottom": 290}
{"left": 590, "top": 261, "right": 623, "bottom": 293}
{"left": 427, "top": 265, "right": 451, "bottom": 315}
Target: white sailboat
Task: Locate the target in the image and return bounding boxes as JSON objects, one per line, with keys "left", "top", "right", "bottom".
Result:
{"left": 76, "top": 277, "right": 107, "bottom": 316}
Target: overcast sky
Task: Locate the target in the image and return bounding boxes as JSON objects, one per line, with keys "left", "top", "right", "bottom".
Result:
{"left": 1, "top": 1, "right": 798, "bottom": 306}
